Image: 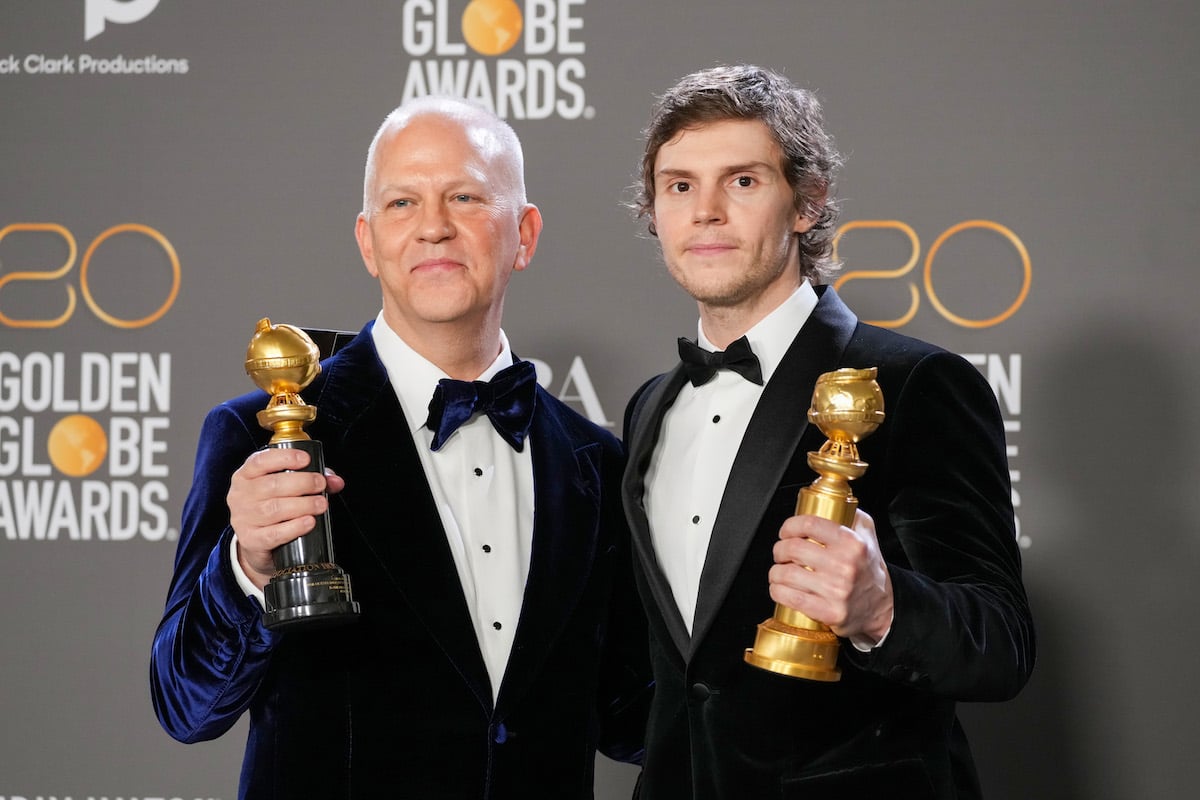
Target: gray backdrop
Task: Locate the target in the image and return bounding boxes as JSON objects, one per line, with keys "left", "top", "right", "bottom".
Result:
{"left": 2, "top": 2, "right": 1198, "bottom": 798}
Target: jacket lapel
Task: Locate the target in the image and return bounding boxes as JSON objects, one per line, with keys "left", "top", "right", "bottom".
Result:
{"left": 313, "top": 325, "right": 493, "bottom": 710}
{"left": 495, "top": 390, "right": 603, "bottom": 712}
{"left": 688, "top": 287, "right": 859, "bottom": 654}
{"left": 622, "top": 366, "right": 694, "bottom": 659}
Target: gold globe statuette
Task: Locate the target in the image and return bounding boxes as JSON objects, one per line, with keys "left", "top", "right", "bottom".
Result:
{"left": 245, "top": 318, "right": 360, "bottom": 630}
{"left": 744, "top": 367, "right": 885, "bottom": 681}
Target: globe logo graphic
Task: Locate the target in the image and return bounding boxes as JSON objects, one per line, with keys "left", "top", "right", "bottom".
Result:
{"left": 462, "top": 0, "right": 523, "bottom": 55}
{"left": 47, "top": 414, "right": 108, "bottom": 477}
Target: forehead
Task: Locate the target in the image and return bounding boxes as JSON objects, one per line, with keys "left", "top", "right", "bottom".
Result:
{"left": 373, "top": 113, "right": 505, "bottom": 183}
{"left": 655, "top": 118, "right": 784, "bottom": 173}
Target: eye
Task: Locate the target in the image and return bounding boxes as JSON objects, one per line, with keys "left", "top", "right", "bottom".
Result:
{"left": 669, "top": 180, "right": 691, "bottom": 193}
{"left": 453, "top": 194, "right": 474, "bottom": 203}
{"left": 387, "top": 198, "right": 410, "bottom": 209}
{"left": 734, "top": 175, "right": 755, "bottom": 188}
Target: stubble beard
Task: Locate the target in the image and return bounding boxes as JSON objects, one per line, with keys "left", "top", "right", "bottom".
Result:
{"left": 664, "top": 248, "right": 792, "bottom": 311}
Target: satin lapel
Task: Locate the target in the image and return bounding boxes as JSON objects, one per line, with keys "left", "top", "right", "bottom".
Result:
{"left": 621, "top": 366, "right": 693, "bottom": 659}
{"left": 689, "top": 287, "right": 859, "bottom": 654}
{"left": 496, "top": 390, "right": 601, "bottom": 713}
{"left": 315, "top": 327, "right": 492, "bottom": 710}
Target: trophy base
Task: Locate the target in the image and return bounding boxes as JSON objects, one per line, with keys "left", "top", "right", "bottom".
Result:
{"left": 263, "top": 564, "right": 360, "bottom": 631}
{"left": 744, "top": 616, "right": 841, "bottom": 682}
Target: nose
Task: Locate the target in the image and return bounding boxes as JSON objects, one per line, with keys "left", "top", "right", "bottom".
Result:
{"left": 418, "top": 202, "right": 455, "bottom": 242}
{"left": 692, "top": 184, "right": 725, "bottom": 225}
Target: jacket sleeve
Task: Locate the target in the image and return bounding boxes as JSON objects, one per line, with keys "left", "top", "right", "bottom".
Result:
{"left": 595, "top": 432, "right": 655, "bottom": 765}
{"left": 149, "top": 402, "right": 280, "bottom": 743}
{"left": 842, "top": 350, "right": 1036, "bottom": 701}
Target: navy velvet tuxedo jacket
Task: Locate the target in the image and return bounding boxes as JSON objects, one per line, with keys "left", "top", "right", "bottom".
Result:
{"left": 151, "top": 323, "right": 651, "bottom": 799}
{"left": 623, "top": 287, "right": 1035, "bottom": 800}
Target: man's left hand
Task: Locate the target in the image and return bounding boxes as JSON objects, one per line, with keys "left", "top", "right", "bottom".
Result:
{"left": 769, "top": 509, "right": 894, "bottom": 647}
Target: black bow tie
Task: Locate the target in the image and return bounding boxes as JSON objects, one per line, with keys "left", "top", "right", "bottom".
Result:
{"left": 425, "top": 360, "right": 538, "bottom": 452}
{"left": 677, "top": 335, "right": 763, "bottom": 387}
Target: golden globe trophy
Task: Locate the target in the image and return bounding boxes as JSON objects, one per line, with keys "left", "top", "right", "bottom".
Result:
{"left": 245, "top": 318, "right": 360, "bottom": 630}
{"left": 744, "top": 367, "right": 885, "bottom": 681}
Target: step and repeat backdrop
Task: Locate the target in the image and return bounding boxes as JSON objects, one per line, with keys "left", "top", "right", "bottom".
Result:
{"left": 2, "top": 2, "right": 1198, "bottom": 798}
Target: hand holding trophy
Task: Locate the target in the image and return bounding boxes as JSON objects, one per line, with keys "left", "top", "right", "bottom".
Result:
{"left": 244, "top": 318, "right": 360, "bottom": 630}
{"left": 744, "top": 367, "right": 884, "bottom": 681}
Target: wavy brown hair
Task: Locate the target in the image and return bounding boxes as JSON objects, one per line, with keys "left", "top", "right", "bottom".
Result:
{"left": 635, "top": 65, "right": 844, "bottom": 283}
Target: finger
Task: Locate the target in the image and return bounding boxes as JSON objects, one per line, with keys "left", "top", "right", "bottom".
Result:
{"left": 769, "top": 562, "right": 819, "bottom": 593}
{"left": 236, "top": 446, "right": 312, "bottom": 480}
{"left": 237, "top": 492, "right": 329, "bottom": 530}
{"left": 773, "top": 534, "right": 833, "bottom": 570}
{"left": 768, "top": 582, "right": 842, "bottom": 627}
{"left": 778, "top": 513, "right": 842, "bottom": 545}
{"left": 236, "top": 514, "right": 322, "bottom": 581}
{"left": 253, "top": 467, "right": 329, "bottom": 499}
{"left": 248, "top": 512, "right": 322, "bottom": 551}
{"left": 233, "top": 509, "right": 325, "bottom": 564}
{"left": 773, "top": 541, "right": 816, "bottom": 572}
{"left": 851, "top": 508, "right": 876, "bottom": 537}
{"left": 229, "top": 465, "right": 328, "bottom": 510}
{"left": 323, "top": 468, "right": 346, "bottom": 495}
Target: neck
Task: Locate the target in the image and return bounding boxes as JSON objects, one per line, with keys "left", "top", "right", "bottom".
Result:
{"left": 697, "top": 280, "right": 799, "bottom": 350}
{"left": 381, "top": 311, "right": 502, "bottom": 380}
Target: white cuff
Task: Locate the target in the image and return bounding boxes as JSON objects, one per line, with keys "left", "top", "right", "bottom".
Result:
{"left": 849, "top": 609, "right": 894, "bottom": 653}
{"left": 229, "top": 534, "right": 267, "bottom": 608}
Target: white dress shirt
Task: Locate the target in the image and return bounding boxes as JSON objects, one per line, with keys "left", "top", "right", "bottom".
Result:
{"left": 233, "top": 313, "right": 534, "bottom": 700}
{"left": 644, "top": 282, "right": 818, "bottom": 633}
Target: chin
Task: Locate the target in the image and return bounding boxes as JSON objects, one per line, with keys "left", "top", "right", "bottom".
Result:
{"left": 685, "top": 282, "right": 752, "bottom": 308}
{"left": 407, "top": 290, "right": 478, "bottom": 319}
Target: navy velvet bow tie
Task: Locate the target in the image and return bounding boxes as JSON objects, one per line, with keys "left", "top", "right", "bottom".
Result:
{"left": 677, "top": 335, "right": 764, "bottom": 387}
{"left": 425, "top": 360, "right": 538, "bottom": 452}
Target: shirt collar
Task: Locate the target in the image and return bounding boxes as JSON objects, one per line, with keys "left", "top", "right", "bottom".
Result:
{"left": 370, "top": 311, "right": 514, "bottom": 435}
{"left": 696, "top": 280, "right": 818, "bottom": 386}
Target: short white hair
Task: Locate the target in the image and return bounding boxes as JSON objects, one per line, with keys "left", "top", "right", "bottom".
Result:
{"left": 360, "top": 96, "right": 527, "bottom": 216}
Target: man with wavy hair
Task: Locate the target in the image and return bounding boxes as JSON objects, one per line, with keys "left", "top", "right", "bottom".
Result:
{"left": 622, "top": 64, "right": 1035, "bottom": 799}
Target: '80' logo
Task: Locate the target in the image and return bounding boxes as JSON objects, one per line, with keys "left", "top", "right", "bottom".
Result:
{"left": 0, "top": 223, "right": 181, "bottom": 329}
{"left": 833, "top": 220, "right": 1031, "bottom": 329}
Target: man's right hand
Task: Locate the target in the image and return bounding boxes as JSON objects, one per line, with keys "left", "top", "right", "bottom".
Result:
{"left": 227, "top": 447, "right": 345, "bottom": 590}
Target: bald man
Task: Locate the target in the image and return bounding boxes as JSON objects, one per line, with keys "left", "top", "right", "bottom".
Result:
{"left": 151, "top": 97, "right": 651, "bottom": 799}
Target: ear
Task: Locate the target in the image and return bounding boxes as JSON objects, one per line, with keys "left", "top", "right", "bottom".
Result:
{"left": 793, "top": 192, "right": 826, "bottom": 235}
{"left": 354, "top": 213, "right": 380, "bottom": 277}
{"left": 793, "top": 214, "right": 816, "bottom": 235}
{"left": 513, "top": 204, "right": 543, "bottom": 272}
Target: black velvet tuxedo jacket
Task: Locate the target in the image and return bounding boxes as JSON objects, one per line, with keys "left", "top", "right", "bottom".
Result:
{"left": 151, "top": 323, "right": 651, "bottom": 799}
{"left": 623, "top": 287, "right": 1035, "bottom": 800}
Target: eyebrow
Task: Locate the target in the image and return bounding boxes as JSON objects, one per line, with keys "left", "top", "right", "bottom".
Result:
{"left": 655, "top": 161, "right": 779, "bottom": 180}
{"left": 374, "top": 178, "right": 488, "bottom": 196}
